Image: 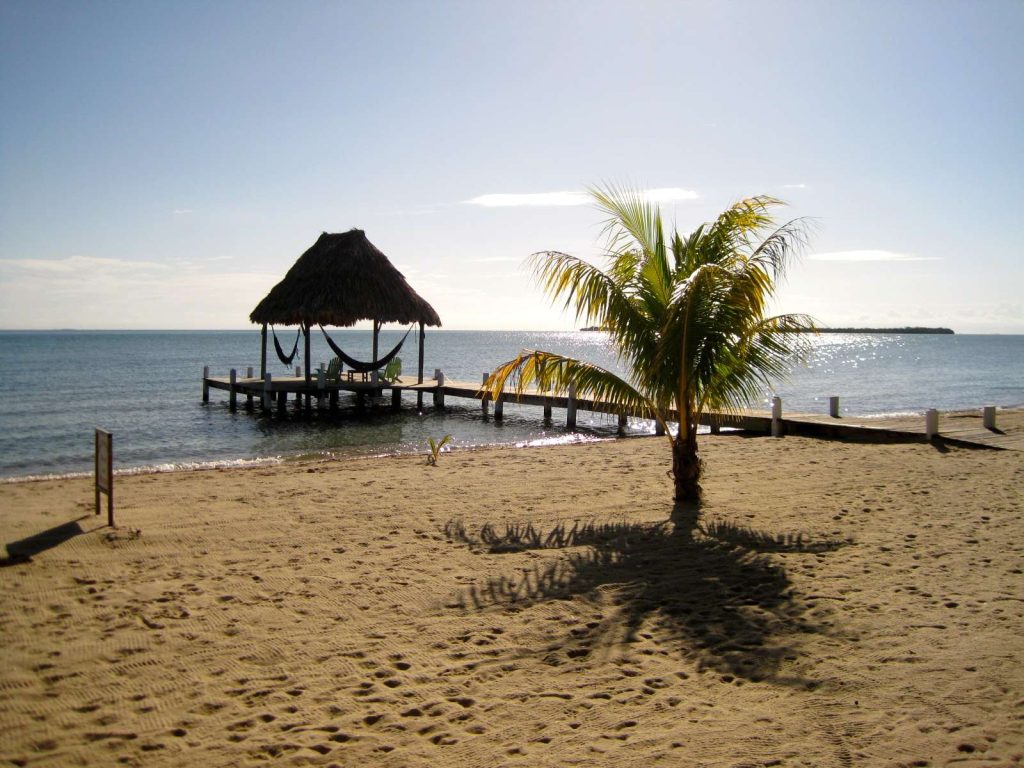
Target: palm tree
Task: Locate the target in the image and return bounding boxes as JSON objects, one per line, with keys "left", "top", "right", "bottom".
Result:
{"left": 483, "top": 185, "right": 816, "bottom": 503}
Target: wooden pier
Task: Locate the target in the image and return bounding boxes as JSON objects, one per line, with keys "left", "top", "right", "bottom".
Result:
{"left": 202, "top": 368, "right": 1021, "bottom": 452}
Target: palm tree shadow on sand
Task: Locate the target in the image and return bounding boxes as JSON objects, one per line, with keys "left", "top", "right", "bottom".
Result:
{"left": 444, "top": 504, "right": 849, "bottom": 687}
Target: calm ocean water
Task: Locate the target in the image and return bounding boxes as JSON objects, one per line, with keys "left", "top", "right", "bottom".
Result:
{"left": 0, "top": 330, "right": 1021, "bottom": 480}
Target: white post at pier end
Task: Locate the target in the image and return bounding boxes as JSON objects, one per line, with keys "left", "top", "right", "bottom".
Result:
{"left": 983, "top": 405, "right": 996, "bottom": 430}
{"left": 771, "top": 396, "right": 783, "bottom": 437}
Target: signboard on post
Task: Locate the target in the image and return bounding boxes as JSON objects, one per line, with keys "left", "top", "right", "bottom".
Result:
{"left": 95, "top": 429, "right": 113, "bottom": 526}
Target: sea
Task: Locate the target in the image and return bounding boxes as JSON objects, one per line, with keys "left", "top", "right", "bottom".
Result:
{"left": 0, "top": 330, "right": 1021, "bottom": 481}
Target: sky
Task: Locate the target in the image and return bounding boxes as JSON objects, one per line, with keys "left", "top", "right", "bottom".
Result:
{"left": 1, "top": 0, "right": 1021, "bottom": 333}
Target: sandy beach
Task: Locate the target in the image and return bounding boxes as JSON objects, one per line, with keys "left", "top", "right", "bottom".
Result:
{"left": 1, "top": 418, "right": 1022, "bottom": 767}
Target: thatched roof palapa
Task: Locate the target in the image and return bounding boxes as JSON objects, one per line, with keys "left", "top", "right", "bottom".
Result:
{"left": 250, "top": 229, "right": 441, "bottom": 328}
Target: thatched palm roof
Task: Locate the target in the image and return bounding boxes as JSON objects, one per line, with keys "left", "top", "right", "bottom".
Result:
{"left": 250, "top": 229, "right": 442, "bottom": 327}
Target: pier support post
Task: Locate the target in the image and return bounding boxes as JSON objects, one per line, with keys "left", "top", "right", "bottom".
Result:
{"left": 277, "top": 390, "right": 287, "bottom": 415}
{"left": 229, "top": 369, "right": 237, "bottom": 412}
{"left": 202, "top": 366, "right": 210, "bottom": 402}
{"left": 481, "top": 373, "right": 490, "bottom": 418}
{"left": 771, "top": 396, "right": 783, "bottom": 438}
{"left": 829, "top": 396, "right": 840, "bottom": 418}
{"left": 566, "top": 383, "right": 577, "bottom": 429}
{"left": 262, "top": 373, "right": 272, "bottom": 411}
{"left": 983, "top": 405, "right": 996, "bottom": 430}
{"left": 246, "top": 367, "right": 254, "bottom": 409}
{"left": 925, "top": 409, "right": 939, "bottom": 440}
{"left": 710, "top": 416, "right": 721, "bottom": 435}
{"left": 433, "top": 370, "right": 445, "bottom": 408}
{"left": 655, "top": 420, "right": 665, "bottom": 436}
{"left": 617, "top": 413, "right": 628, "bottom": 435}
{"left": 392, "top": 387, "right": 402, "bottom": 411}
{"left": 317, "top": 367, "right": 326, "bottom": 410}
{"left": 543, "top": 398, "right": 552, "bottom": 421}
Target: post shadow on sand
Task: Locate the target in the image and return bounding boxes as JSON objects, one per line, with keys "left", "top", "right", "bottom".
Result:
{"left": 1, "top": 516, "right": 91, "bottom": 566}
{"left": 444, "top": 503, "right": 849, "bottom": 686}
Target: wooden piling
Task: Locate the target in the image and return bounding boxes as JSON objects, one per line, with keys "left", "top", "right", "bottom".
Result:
{"left": 925, "top": 409, "right": 939, "bottom": 439}
{"left": 262, "top": 373, "right": 272, "bottom": 410}
{"left": 202, "top": 366, "right": 210, "bottom": 402}
{"left": 618, "top": 413, "right": 628, "bottom": 434}
{"left": 481, "top": 373, "right": 490, "bottom": 418}
{"left": 229, "top": 369, "right": 237, "bottom": 412}
{"left": 771, "top": 396, "right": 783, "bottom": 437}
{"left": 246, "top": 367, "right": 254, "bottom": 408}
{"left": 566, "top": 383, "right": 577, "bottom": 429}
{"left": 829, "top": 396, "right": 840, "bottom": 418}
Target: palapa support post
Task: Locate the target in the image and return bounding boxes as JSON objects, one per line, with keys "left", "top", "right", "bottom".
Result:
{"left": 481, "top": 372, "right": 490, "bottom": 418}
{"left": 925, "top": 409, "right": 939, "bottom": 440}
{"left": 303, "top": 323, "right": 311, "bottom": 386}
{"left": 983, "top": 405, "right": 996, "bottom": 430}
{"left": 262, "top": 373, "right": 272, "bottom": 410}
{"left": 95, "top": 429, "right": 114, "bottom": 527}
{"left": 202, "top": 366, "right": 210, "bottom": 402}
{"left": 260, "top": 324, "right": 267, "bottom": 378}
{"left": 566, "top": 383, "right": 577, "bottom": 429}
{"left": 771, "top": 396, "right": 783, "bottom": 437}
{"left": 229, "top": 369, "right": 237, "bottom": 412}
{"left": 417, "top": 322, "right": 425, "bottom": 384}
{"left": 829, "top": 396, "right": 840, "bottom": 418}
{"left": 372, "top": 320, "right": 380, "bottom": 367}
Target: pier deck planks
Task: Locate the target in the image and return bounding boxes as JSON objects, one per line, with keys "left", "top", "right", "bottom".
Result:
{"left": 204, "top": 374, "right": 1021, "bottom": 451}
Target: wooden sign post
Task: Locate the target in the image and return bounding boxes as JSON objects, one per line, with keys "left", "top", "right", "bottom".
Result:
{"left": 95, "top": 429, "right": 114, "bottom": 526}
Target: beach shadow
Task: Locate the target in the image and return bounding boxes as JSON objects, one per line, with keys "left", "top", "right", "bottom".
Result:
{"left": 445, "top": 505, "right": 849, "bottom": 685}
{"left": 1, "top": 516, "right": 91, "bottom": 566}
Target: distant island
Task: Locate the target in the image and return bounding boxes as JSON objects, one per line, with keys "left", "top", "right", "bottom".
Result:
{"left": 582, "top": 325, "right": 955, "bottom": 334}
{"left": 794, "top": 326, "right": 955, "bottom": 335}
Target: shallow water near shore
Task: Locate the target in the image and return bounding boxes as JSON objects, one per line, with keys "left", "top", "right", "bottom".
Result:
{"left": 0, "top": 329, "right": 1021, "bottom": 479}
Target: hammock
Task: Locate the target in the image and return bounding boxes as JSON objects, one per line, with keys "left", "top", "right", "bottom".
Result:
{"left": 272, "top": 326, "right": 302, "bottom": 367}
{"left": 320, "top": 325, "right": 412, "bottom": 373}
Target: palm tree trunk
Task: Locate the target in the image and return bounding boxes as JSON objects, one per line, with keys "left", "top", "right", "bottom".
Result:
{"left": 671, "top": 421, "right": 702, "bottom": 502}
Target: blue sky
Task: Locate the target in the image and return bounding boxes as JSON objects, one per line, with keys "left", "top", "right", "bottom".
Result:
{"left": 1, "top": 0, "right": 1021, "bottom": 332}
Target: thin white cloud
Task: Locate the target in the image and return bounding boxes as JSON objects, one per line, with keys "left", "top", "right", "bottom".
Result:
{"left": 464, "top": 187, "right": 699, "bottom": 208}
{"left": 173, "top": 209, "right": 193, "bottom": 215}
{"left": 469, "top": 256, "right": 521, "bottom": 264}
{"left": 465, "top": 191, "right": 591, "bottom": 208}
{"left": 809, "top": 250, "right": 940, "bottom": 262}
{"left": 0, "top": 255, "right": 168, "bottom": 273}
{"left": 0, "top": 255, "right": 280, "bottom": 329}
{"left": 782, "top": 183, "right": 807, "bottom": 189}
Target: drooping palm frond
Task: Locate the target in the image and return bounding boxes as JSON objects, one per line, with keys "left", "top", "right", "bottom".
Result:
{"left": 699, "top": 313, "right": 817, "bottom": 415}
{"left": 482, "top": 350, "right": 659, "bottom": 423}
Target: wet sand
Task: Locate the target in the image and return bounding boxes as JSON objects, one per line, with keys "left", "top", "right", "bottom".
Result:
{"left": 1, "top": 417, "right": 1022, "bottom": 767}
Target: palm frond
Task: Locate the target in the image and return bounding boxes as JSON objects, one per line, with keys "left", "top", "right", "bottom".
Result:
{"left": 482, "top": 350, "right": 658, "bottom": 420}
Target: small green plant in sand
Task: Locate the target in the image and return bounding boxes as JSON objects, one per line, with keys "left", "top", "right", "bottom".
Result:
{"left": 426, "top": 434, "right": 453, "bottom": 466}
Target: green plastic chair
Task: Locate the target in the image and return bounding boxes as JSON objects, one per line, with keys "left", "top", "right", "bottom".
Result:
{"left": 381, "top": 356, "right": 402, "bottom": 383}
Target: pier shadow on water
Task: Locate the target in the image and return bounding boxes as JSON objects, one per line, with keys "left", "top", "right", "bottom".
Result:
{"left": 444, "top": 505, "right": 849, "bottom": 685}
{"left": 1, "top": 516, "right": 90, "bottom": 566}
